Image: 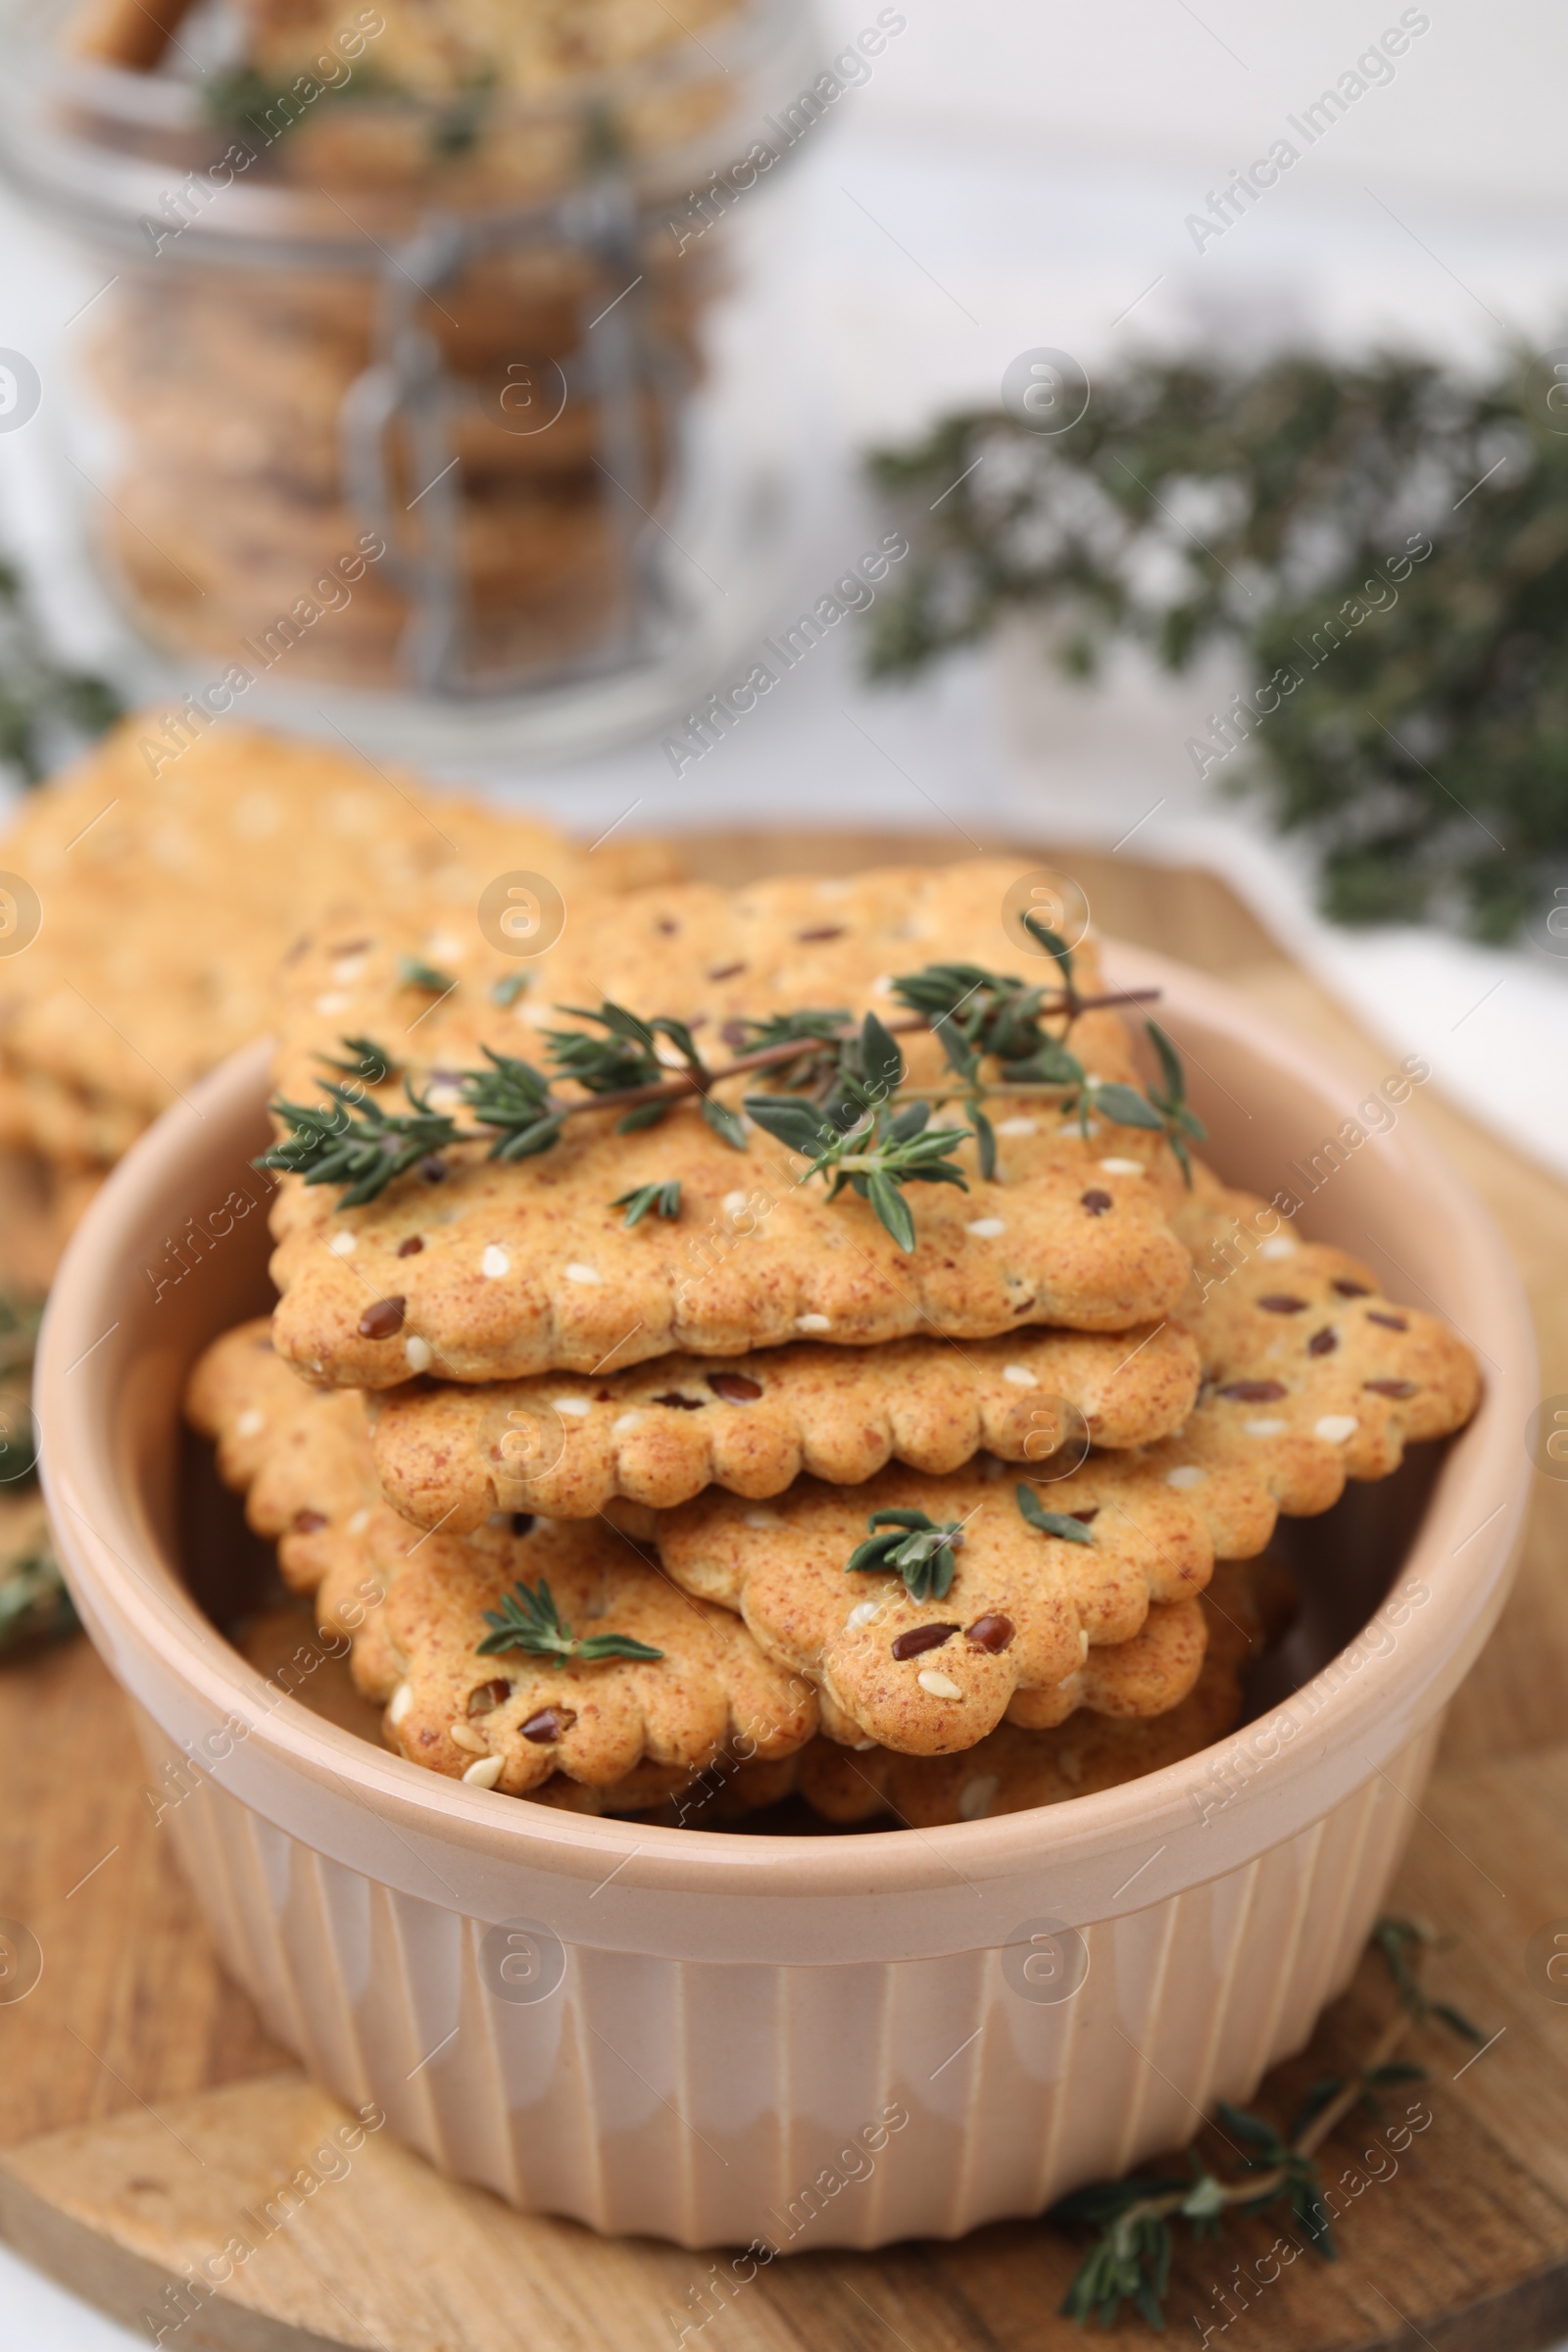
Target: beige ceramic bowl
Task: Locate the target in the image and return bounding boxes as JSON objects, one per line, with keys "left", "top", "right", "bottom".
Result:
{"left": 38, "top": 943, "right": 1534, "bottom": 2250}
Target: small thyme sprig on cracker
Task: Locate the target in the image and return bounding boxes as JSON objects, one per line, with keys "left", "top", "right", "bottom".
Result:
{"left": 847, "top": 1506, "right": 967, "bottom": 1602}
{"left": 1053, "top": 1916, "right": 1483, "bottom": 2331}
{"left": 1015, "top": 1484, "right": 1096, "bottom": 1544}
{"left": 475, "top": 1576, "right": 664, "bottom": 1668}
{"left": 259, "top": 955, "right": 1200, "bottom": 1249}
{"left": 745, "top": 1010, "right": 974, "bottom": 1251}
{"left": 397, "top": 956, "right": 456, "bottom": 995}
{"left": 612, "top": 1179, "right": 682, "bottom": 1229}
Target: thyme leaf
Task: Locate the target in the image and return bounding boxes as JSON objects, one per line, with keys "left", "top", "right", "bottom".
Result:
{"left": 458, "top": 1048, "right": 564, "bottom": 1162}
{"left": 475, "top": 1576, "right": 664, "bottom": 1667}
{"left": 612, "top": 1179, "right": 682, "bottom": 1229}
{"left": 396, "top": 956, "right": 455, "bottom": 995}
{"left": 255, "top": 1081, "right": 459, "bottom": 1206}
{"left": 846, "top": 1506, "right": 965, "bottom": 1602}
{"left": 318, "top": 1035, "right": 398, "bottom": 1086}
{"left": 1051, "top": 1913, "right": 1486, "bottom": 2330}
{"left": 1015, "top": 1485, "right": 1096, "bottom": 1544}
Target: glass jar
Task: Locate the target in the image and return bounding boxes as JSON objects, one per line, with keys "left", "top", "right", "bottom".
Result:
{"left": 0, "top": 0, "right": 820, "bottom": 756}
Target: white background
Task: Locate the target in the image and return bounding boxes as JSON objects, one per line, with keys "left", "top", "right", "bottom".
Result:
{"left": 2, "top": 0, "right": 1568, "bottom": 2341}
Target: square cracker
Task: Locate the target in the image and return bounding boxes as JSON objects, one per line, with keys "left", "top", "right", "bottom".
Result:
{"left": 682, "top": 1554, "right": 1296, "bottom": 1830}
{"left": 267, "top": 858, "right": 1196, "bottom": 1386}
{"left": 0, "top": 718, "right": 674, "bottom": 1170}
{"left": 367, "top": 1320, "right": 1203, "bottom": 1528}
{"left": 1163, "top": 1162, "right": 1480, "bottom": 1501}
{"left": 655, "top": 1459, "right": 1224, "bottom": 1756}
{"left": 186, "top": 1319, "right": 1213, "bottom": 1779}
{"left": 185, "top": 1319, "right": 817, "bottom": 1795}
{"left": 364, "top": 1159, "right": 1477, "bottom": 1531}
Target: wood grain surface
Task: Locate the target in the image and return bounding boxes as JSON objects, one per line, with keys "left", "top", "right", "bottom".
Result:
{"left": 1, "top": 835, "right": 1564, "bottom": 2352}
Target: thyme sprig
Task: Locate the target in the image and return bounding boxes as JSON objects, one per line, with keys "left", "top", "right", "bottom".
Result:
{"left": 864, "top": 347, "right": 1568, "bottom": 942}
{"left": 0, "top": 1535, "right": 76, "bottom": 1654}
{"left": 1016, "top": 1484, "right": 1096, "bottom": 1544}
{"left": 0, "top": 1288, "right": 73, "bottom": 1659}
{"left": 258, "top": 1081, "right": 460, "bottom": 1207}
{"left": 745, "top": 1011, "right": 973, "bottom": 1251}
{"left": 0, "top": 1290, "right": 43, "bottom": 1385}
{"left": 1053, "top": 1916, "right": 1482, "bottom": 2330}
{"left": 891, "top": 942, "right": 1200, "bottom": 1168}
{"left": 0, "top": 557, "right": 121, "bottom": 785}
{"left": 847, "top": 1506, "right": 967, "bottom": 1602}
{"left": 456, "top": 1048, "right": 564, "bottom": 1162}
{"left": 475, "top": 1576, "right": 664, "bottom": 1667}
{"left": 318, "top": 1036, "right": 399, "bottom": 1086}
{"left": 1146, "top": 1017, "right": 1205, "bottom": 1183}
{"left": 397, "top": 956, "right": 455, "bottom": 995}
{"left": 260, "top": 959, "right": 1194, "bottom": 1250}
{"left": 612, "top": 1179, "right": 682, "bottom": 1228}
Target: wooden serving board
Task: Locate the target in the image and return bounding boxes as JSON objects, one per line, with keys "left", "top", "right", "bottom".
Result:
{"left": 2, "top": 832, "right": 1567, "bottom": 2352}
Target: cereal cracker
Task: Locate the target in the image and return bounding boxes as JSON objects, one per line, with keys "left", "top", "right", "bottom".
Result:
{"left": 368, "top": 1320, "right": 1201, "bottom": 1527}
{"left": 654, "top": 1459, "right": 1223, "bottom": 1755}
{"left": 0, "top": 719, "right": 672, "bottom": 1168}
{"left": 186, "top": 1319, "right": 817, "bottom": 1793}
{"left": 267, "top": 861, "right": 1196, "bottom": 1385}
{"left": 756, "top": 1555, "right": 1294, "bottom": 1829}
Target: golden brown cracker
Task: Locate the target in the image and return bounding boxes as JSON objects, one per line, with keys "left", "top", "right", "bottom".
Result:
{"left": 186, "top": 1319, "right": 817, "bottom": 1794}
{"left": 784, "top": 1556, "right": 1292, "bottom": 1827}
{"left": 184, "top": 1317, "right": 393, "bottom": 1666}
{"left": 378, "top": 1517, "right": 816, "bottom": 1796}
{"left": 69, "top": 0, "right": 198, "bottom": 66}
{"left": 367, "top": 1320, "right": 1202, "bottom": 1527}
{"left": 1167, "top": 1166, "right": 1481, "bottom": 1500}
{"left": 654, "top": 1459, "right": 1221, "bottom": 1756}
{"left": 0, "top": 719, "right": 673, "bottom": 1166}
{"left": 266, "top": 861, "right": 1195, "bottom": 1386}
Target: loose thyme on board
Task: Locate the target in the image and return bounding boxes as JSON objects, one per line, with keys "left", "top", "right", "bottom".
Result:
{"left": 258, "top": 926, "right": 1203, "bottom": 1249}
{"left": 1052, "top": 1917, "right": 1483, "bottom": 2332}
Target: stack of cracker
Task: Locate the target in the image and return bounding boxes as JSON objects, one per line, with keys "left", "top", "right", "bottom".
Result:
{"left": 188, "top": 859, "right": 1480, "bottom": 1831}
{"left": 0, "top": 717, "right": 672, "bottom": 1256}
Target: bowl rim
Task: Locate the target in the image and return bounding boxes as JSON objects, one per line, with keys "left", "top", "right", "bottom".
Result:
{"left": 37, "top": 939, "right": 1536, "bottom": 1950}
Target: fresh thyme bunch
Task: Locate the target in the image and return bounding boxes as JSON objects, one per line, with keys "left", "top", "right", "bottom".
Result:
{"left": 865, "top": 347, "right": 1568, "bottom": 942}
{"left": 259, "top": 954, "right": 1200, "bottom": 1249}
{"left": 1053, "top": 1918, "right": 1481, "bottom": 2330}
{"left": 0, "top": 560, "right": 120, "bottom": 786}
{"left": 0, "top": 1288, "right": 74, "bottom": 1659}
{"left": 0, "top": 1533, "right": 76, "bottom": 1654}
